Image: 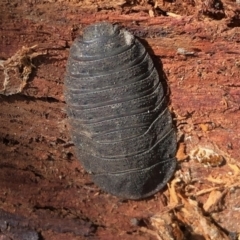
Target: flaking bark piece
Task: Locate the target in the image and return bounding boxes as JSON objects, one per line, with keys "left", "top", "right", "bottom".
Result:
{"left": 0, "top": 45, "right": 46, "bottom": 95}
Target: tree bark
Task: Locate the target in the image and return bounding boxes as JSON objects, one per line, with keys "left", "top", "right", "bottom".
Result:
{"left": 0, "top": 1, "right": 240, "bottom": 239}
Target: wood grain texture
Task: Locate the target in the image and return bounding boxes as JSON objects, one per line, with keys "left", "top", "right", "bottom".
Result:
{"left": 0, "top": 0, "right": 239, "bottom": 239}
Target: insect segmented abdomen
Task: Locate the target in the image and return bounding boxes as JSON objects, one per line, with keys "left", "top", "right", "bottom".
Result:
{"left": 64, "top": 22, "right": 177, "bottom": 199}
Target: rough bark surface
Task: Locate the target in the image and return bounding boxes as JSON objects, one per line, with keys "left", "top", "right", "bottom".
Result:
{"left": 0, "top": 0, "right": 240, "bottom": 239}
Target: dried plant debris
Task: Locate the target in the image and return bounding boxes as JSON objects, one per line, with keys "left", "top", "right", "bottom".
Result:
{"left": 177, "top": 48, "right": 196, "bottom": 56}
{"left": 150, "top": 212, "right": 184, "bottom": 240}
{"left": 203, "top": 189, "right": 225, "bottom": 212}
{"left": 207, "top": 163, "right": 240, "bottom": 188}
{"left": 167, "top": 179, "right": 231, "bottom": 239}
{"left": 139, "top": 148, "right": 240, "bottom": 239}
{"left": 143, "top": 180, "right": 231, "bottom": 239}
{"left": 0, "top": 45, "right": 45, "bottom": 96}
{"left": 176, "top": 142, "right": 188, "bottom": 161}
{"left": 175, "top": 197, "right": 230, "bottom": 240}
{"left": 190, "top": 147, "right": 224, "bottom": 167}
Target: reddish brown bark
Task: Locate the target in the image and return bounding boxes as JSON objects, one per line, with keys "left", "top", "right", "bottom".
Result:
{"left": 0, "top": 1, "right": 240, "bottom": 239}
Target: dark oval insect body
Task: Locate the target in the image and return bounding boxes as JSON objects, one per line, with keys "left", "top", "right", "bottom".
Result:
{"left": 64, "top": 22, "right": 177, "bottom": 200}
